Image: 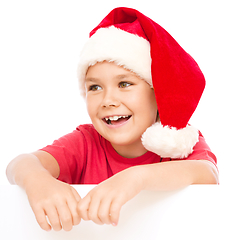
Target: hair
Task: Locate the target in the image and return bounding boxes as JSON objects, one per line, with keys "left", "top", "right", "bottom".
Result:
{"left": 156, "top": 111, "right": 160, "bottom": 122}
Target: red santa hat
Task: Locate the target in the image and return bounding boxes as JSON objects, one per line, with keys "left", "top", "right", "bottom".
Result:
{"left": 77, "top": 7, "right": 205, "bottom": 159}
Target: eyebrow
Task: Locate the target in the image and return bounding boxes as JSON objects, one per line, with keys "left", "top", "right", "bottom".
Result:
{"left": 115, "top": 74, "right": 134, "bottom": 80}
{"left": 85, "top": 77, "right": 100, "bottom": 83}
{"left": 85, "top": 73, "right": 137, "bottom": 84}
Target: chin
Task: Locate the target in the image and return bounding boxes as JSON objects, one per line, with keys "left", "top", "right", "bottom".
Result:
{"left": 110, "top": 134, "right": 141, "bottom": 147}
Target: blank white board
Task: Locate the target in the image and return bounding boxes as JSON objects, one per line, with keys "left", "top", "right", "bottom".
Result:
{"left": 1, "top": 185, "right": 227, "bottom": 240}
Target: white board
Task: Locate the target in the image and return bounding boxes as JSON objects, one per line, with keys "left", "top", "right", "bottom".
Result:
{"left": 1, "top": 185, "right": 227, "bottom": 240}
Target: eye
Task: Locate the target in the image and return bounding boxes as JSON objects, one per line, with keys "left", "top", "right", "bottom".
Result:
{"left": 119, "top": 82, "right": 132, "bottom": 88}
{"left": 89, "top": 85, "right": 102, "bottom": 91}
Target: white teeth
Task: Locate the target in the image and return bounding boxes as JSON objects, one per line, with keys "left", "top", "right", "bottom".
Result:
{"left": 105, "top": 115, "right": 129, "bottom": 121}
{"left": 111, "top": 116, "right": 119, "bottom": 121}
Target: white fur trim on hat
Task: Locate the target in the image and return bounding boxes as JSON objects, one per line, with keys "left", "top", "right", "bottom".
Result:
{"left": 77, "top": 26, "right": 152, "bottom": 97}
{"left": 141, "top": 122, "right": 199, "bottom": 159}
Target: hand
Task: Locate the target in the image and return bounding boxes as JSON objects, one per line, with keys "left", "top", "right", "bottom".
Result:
{"left": 77, "top": 166, "right": 144, "bottom": 226}
{"left": 25, "top": 173, "right": 81, "bottom": 231}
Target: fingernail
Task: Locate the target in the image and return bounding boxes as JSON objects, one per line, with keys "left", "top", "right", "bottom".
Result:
{"left": 112, "top": 222, "right": 117, "bottom": 226}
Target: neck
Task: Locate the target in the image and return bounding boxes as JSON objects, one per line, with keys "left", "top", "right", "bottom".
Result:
{"left": 111, "top": 140, "right": 148, "bottom": 158}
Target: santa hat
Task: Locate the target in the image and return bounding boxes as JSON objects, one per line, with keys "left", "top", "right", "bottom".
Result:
{"left": 77, "top": 7, "right": 205, "bottom": 159}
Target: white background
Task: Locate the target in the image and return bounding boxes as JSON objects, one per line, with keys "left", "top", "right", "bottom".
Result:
{"left": 1, "top": 0, "right": 227, "bottom": 185}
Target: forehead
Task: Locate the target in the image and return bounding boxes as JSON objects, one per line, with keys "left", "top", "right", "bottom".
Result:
{"left": 85, "top": 61, "right": 141, "bottom": 81}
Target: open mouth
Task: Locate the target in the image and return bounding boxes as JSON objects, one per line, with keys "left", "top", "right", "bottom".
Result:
{"left": 102, "top": 115, "right": 132, "bottom": 125}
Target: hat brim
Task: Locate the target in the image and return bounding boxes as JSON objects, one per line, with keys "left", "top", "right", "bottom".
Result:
{"left": 77, "top": 26, "right": 152, "bottom": 97}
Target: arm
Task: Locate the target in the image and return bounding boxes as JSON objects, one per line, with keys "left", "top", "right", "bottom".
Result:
{"left": 140, "top": 159, "right": 219, "bottom": 191}
{"left": 6, "top": 151, "right": 81, "bottom": 231}
{"left": 77, "top": 160, "right": 218, "bottom": 226}
{"left": 6, "top": 152, "right": 60, "bottom": 186}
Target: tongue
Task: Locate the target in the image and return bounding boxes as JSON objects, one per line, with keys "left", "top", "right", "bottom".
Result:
{"left": 111, "top": 117, "right": 129, "bottom": 125}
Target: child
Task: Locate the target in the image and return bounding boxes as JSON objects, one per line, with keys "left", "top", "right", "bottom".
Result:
{"left": 6, "top": 7, "right": 218, "bottom": 232}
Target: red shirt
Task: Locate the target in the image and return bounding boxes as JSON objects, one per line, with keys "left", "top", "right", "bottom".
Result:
{"left": 40, "top": 124, "right": 217, "bottom": 184}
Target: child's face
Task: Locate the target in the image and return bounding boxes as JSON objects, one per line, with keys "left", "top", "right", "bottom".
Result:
{"left": 85, "top": 62, "right": 157, "bottom": 157}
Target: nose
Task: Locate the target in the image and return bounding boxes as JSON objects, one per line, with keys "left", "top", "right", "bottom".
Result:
{"left": 101, "top": 89, "right": 120, "bottom": 108}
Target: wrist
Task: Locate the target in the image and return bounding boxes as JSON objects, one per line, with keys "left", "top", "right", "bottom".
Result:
{"left": 135, "top": 165, "right": 152, "bottom": 191}
{"left": 11, "top": 153, "right": 53, "bottom": 190}
{"left": 128, "top": 165, "right": 150, "bottom": 192}
{"left": 23, "top": 168, "right": 52, "bottom": 190}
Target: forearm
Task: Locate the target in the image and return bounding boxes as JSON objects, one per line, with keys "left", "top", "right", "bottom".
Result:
{"left": 139, "top": 160, "right": 219, "bottom": 191}
{"left": 6, "top": 153, "right": 53, "bottom": 188}
{"left": 6, "top": 153, "right": 82, "bottom": 231}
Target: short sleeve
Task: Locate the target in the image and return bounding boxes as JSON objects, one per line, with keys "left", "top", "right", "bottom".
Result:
{"left": 40, "top": 126, "right": 88, "bottom": 183}
{"left": 179, "top": 131, "right": 217, "bottom": 167}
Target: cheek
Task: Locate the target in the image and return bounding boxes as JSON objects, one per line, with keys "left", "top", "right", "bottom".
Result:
{"left": 86, "top": 97, "right": 96, "bottom": 119}
{"left": 86, "top": 95, "right": 104, "bottom": 125}
{"left": 147, "top": 100, "right": 158, "bottom": 125}
{"left": 132, "top": 90, "right": 157, "bottom": 124}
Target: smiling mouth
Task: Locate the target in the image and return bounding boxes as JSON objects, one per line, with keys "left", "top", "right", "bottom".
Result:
{"left": 102, "top": 115, "right": 132, "bottom": 125}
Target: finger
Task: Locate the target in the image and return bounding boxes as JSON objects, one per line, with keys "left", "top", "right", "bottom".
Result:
{"left": 97, "top": 198, "right": 113, "bottom": 225}
{"left": 109, "top": 199, "right": 123, "bottom": 226}
{"left": 67, "top": 190, "right": 81, "bottom": 226}
{"left": 45, "top": 205, "right": 62, "bottom": 231}
{"left": 71, "top": 187, "right": 81, "bottom": 202}
{"left": 69, "top": 204, "right": 81, "bottom": 226}
{"left": 33, "top": 207, "right": 52, "bottom": 231}
{"left": 56, "top": 202, "right": 74, "bottom": 231}
{"left": 77, "top": 195, "right": 91, "bottom": 221}
{"left": 87, "top": 197, "right": 104, "bottom": 225}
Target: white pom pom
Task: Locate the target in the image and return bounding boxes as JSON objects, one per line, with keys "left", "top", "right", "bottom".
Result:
{"left": 141, "top": 122, "right": 199, "bottom": 159}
